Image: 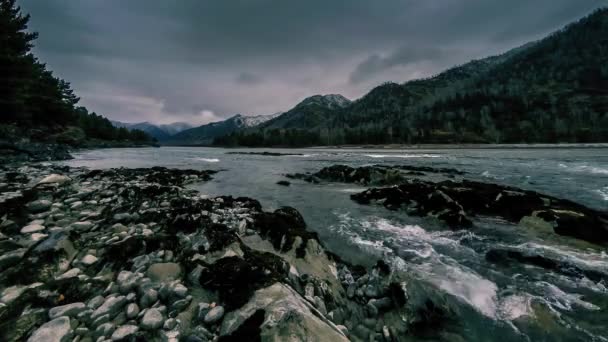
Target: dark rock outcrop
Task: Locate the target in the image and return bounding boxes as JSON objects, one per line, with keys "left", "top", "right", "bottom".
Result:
{"left": 287, "top": 164, "right": 464, "bottom": 186}
{"left": 350, "top": 179, "right": 608, "bottom": 244}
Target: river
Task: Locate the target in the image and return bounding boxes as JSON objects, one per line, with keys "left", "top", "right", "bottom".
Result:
{"left": 63, "top": 146, "right": 608, "bottom": 341}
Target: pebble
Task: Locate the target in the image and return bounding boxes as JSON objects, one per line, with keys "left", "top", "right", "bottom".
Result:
{"left": 140, "top": 288, "right": 158, "bottom": 308}
{"left": 204, "top": 305, "right": 225, "bottom": 324}
{"left": 27, "top": 199, "right": 52, "bottom": 213}
{"left": 141, "top": 308, "right": 164, "bottom": 329}
{"left": 91, "top": 295, "right": 127, "bottom": 320}
{"left": 111, "top": 325, "right": 139, "bottom": 341}
{"left": 27, "top": 316, "right": 71, "bottom": 342}
{"left": 147, "top": 263, "right": 182, "bottom": 283}
{"left": 71, "top": 221, "right": 93, "bottom": 231}
{"left": 48, "top": 302, "right": 86, "bottom": 320}
{"left": 95, "top": 322, "right": 115, "bottom": 338}
{"left": 163, "top": 318, "right": 178, "bottom": 330}
{"left": 126, "top": 303, "right": 140, "bottom": 319}
{"left": 87, "top": 295, "right": 105, "bottom": 310}
{"left": 31, "top": 233, "right": 48, "bottom": 241}
{"left": 81, "top": 255, "right": 98, "bottom": 266}
{"left": 37, "top": 174, "right": 71, "bottom": 185}
{"left": 21, "top": 224, "right": 45, "bottom": 234}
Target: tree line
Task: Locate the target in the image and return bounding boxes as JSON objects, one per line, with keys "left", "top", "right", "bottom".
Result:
{"left": 214, "top": 8, "right": 608, "bottom": 147}
{"left": 0, "top": 0, "right": 154, "bottom": 145}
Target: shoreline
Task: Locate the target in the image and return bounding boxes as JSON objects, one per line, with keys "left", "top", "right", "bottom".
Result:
{"left": 0, "top": 162, "right": 408, "bottom": 341}
{"left": 159, "top": 143, "right": 608, "bottom": 150}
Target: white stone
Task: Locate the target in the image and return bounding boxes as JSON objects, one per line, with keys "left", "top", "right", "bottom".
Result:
{"left": 27, "top": 316, "right": 71, "bottom": 342}
{"left": 49, "top": 302, "right": 86, "bottom": 320}
{"left": 111, "top": 325, "right": 139, "bottom": 341}
{"left": 56, "top": 268, "right": 81, "bottom": 280}
{"left": 126, "top": 303, "right": 140, "bottom": 319}
{"left": 81, "top": 255, "right": 98, "bottom": 266}
{"left": 204, "top": 306, "right": 225, "bottom": 324}
{"left": 91, "top": 295, "right": 127, "bottom": 319}
{"left": 141, "top": 308, "right": 164, "bottom": 329}
{"left": 31, "top": 233, "right": 49, "bottom": 241}
{"left": 37, "top": 174, "right": 71, "bottom": 186}
{"left": 21, "top": 224, "right": 45, "bottom": 234}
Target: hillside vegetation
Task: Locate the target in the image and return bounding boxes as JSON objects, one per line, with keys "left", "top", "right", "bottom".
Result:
{"left": 0, "top": 0, "right": 154, "bottom": 148}
{"left": 215, "top": 8, "right": 608, "bottom": 147}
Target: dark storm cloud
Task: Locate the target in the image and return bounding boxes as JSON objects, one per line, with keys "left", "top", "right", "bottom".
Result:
{"left": 350, "top": 47, "right": 450, "bottom": 84}
{"left": 18, "top": 0, "right": 606, "bottom": 124}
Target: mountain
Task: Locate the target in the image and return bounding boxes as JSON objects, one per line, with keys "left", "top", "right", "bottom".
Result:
{"left": 111, "top": 121, "right": 193, "bottom": 141}
{"left": 165, "top": 113, "right": 280, "bottom": 145}
{"left": 215, "top": 8, "right": 608, "bottom": 146}
{"left": 259, "top": 94, "right": 351, "bottom": 130}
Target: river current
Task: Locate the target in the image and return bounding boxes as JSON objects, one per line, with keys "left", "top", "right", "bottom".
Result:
{"left": 63, "top": 146, "right": 608, "bottom": 341}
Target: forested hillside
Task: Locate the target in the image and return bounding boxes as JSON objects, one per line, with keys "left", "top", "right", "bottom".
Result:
{"left": 215, "top": 8, "right": 608, "bottom": 147}
{"left": 0, "top": 0, "right": 154, "bottom": 147}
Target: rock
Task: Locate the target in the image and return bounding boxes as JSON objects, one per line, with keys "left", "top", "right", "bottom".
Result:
{"left": 220, "top": 283, "right": 347, "bottom": 341}
{"left": 95, "top": 323, "right": 115, "bottom": 338}
{"left": 197, "top": 303, "right": 211, "bottom": 321}
{"left": 48, "top": 302, "right": 86, "bottom": 320}
{"left": 30, "top": 233, "right": 48, "bottom": 241}
{"left": 163, "top": 318, "right": 178, "bottom": 330}
{"left": 140, "top": 288, "right": 158, "bottom": 308}
{"left": 111, "top": 325, "right": 139, "bottom": 341}
{"left": 277, "top": 181, "right": 291, "bottom": 186}
{"left": 27, "top": 316, "right": 71, "bottom": 342}
{"left": 87, "top": 295, "right": 105, "bottom": 310}
{"left": 21, "top": 224, "right": 45, "bottom": 234}
{"left": 27, "top": 199, "right": 52, "bottom": 213}
{"left": 126, "top": 303, "right": 140, "bottom": 319}
{"left": 198, "top": 251, "right": 289, "bottom": 310}
{"left": 204, "top": 305, "right": 225, "bottom": 324}
{"left": 91, "top": 295, "right": 127, "bottom": 320}
{"left": 161, "top": 330, "right": 180, "bottom": 342}
{"left": 0, "top": 248, "right": 26, "bottom": 271}
{"left": 81, "top": 254, "right": 98, "bottom": 266}
{"left": 171, "top": 283, "right": 188, "bottom": 298}
{"left": 141, "top": 308, "right": 164, "bottom": 330}
{"left": 147, "top": 263, "right": 182, "bottom": 283}
{"left": 116, "top": 271, "right": 142, "bottom": 293}
{"left": 56, "top": 268, "right": 81, "bottom": 280}
{"left": 71, "top": 221, "right": 93, "bottom": 231}
{"left": 37, "top": 174, "right": 71, "bottom": 186}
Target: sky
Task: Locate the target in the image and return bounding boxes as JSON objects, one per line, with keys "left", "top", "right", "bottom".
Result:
{"left": 20, "top": 0, "right": 606, "bottom": 125}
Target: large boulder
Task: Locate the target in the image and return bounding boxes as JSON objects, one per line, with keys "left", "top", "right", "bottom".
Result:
{"left": 220, "top": 283, "right": 348, "bottom": 341}
{"left": 27, "top": 316, "right": 71, "bottom": 342}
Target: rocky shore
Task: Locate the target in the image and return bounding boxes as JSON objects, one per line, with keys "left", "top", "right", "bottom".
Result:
{"left": 0, "top": 162, "right": 445, "bottom": 342}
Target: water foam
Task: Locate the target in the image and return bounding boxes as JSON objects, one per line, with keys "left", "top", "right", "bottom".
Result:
{"left": 596, "top": 187, "right": 608, "bottom": 201}
{"left": 364, "top": 154, "right": 442, "bottom": 159}
{"left": 497, "top": 294, "right": 534, "bottom": 320}
{"left": 343, "top": 216, "right": 499, "bottom": 317}
{"left": 194, "top": 158, "right": 220, "bottom": 163}
{"left": 536, "top": 281, "right": 600, "bottom": 311}
{"left": 559, "top": 163, "right": 608, "bottom": 175}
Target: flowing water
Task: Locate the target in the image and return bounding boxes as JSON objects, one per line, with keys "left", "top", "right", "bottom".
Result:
{"left": 63, "top": 146, "right": 608, "bottom": 341}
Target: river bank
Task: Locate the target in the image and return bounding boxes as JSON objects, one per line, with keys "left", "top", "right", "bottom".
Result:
{"left": 0, "top": 162, "right": 420, "bottom": 341}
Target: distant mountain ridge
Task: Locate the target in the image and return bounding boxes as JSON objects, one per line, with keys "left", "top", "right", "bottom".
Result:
{"left": 214, "top": 8, "right": 608, "bottom": 146}
{"left": 164, "top": 112, "right": 281, "bottom": 145}
{"left": 111, "top": 121, "right": 193, "bottom": 141}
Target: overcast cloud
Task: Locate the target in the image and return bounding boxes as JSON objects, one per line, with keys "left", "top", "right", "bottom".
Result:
{"left": 20, "top": 0, "right": 606, "bottom": 125}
